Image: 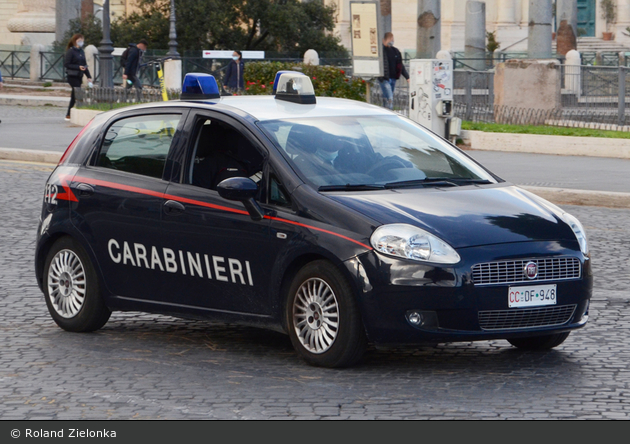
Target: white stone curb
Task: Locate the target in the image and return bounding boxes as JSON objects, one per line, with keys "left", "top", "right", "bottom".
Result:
{"left": 463, "top": 130, "right": 630, "bottom": 159}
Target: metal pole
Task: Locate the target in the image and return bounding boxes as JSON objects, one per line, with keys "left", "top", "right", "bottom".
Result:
{"left": 619, "top": 66, "right": 626, "bottom": 127}
{"left": 98, "top": 0, "right": 114, "bottom": 88}
{"left": 465, "top": 71, "right": 473, "bottom": 121}
{"left": 166, "top": 0, "right": 180, "bottom": 58}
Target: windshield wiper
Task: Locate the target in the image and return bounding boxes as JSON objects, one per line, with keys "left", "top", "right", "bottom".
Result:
{"left": 384, "top": 178, "right": 493, "bottom": 189}
{"left": 318, "top": 184, "right": 385, "bottom": 192}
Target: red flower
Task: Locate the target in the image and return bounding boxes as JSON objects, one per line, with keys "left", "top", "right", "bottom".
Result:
{"left": 270, "top": 81, "right": 274, "bottom": 84}
{"left": 261, "top": 84, "right": 266, "bottom": 88}
{"left": 340, "top": 70, "right": 345, "bottom": 75}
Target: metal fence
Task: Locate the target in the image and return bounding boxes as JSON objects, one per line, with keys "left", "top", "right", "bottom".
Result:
{"left": 451, "top": 65, "right": 630, "bottom": 128}
{"left": 0, "top": 49, "right": 30, "bottom": 78}
{"left": 75, "top": 86, "right": 168, "bottom": 109}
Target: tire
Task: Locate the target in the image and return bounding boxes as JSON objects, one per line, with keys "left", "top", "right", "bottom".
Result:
{"left": 507, "top": 332, "right": 570, "bottom": 350}
{"left": 285, "top": 260, "right": 367, "bottom": 368}
{"left": 43, "top": 236, "right": 111, "bottom": 332}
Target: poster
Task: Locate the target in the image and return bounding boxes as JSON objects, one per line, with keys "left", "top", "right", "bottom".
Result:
{"left": 350, "top": 2, "right": 379, "bottom": 58}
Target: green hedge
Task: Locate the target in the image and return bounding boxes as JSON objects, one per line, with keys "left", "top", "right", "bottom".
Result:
{"left": 240, "top": 61, "right": 367, "bottom": 102}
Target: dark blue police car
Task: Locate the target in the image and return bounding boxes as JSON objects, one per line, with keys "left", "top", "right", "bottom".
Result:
{"left": 35, "top": 72, "right": 592, "bottom": 368}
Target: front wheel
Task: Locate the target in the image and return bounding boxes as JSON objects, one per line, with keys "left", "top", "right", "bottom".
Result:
{"left": 43, "top": 236, "right": 111, "bottom": 332}
{"left": 507, "top": 332, "right": 570, "bottom": 350}
{"left": 285, "top": 260, "right": 367, "bottom": 368}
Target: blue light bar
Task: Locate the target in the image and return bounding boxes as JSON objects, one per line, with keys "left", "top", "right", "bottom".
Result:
{"left": 181, "top": 73, "right": 221, "bottom": 100}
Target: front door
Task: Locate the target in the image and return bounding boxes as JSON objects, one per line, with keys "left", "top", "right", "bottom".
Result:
{"left": 577, "top": 0, "right": 596, "bottom": 37}
{"left": 160, "top": 112, "right": 278, "bottom": 316}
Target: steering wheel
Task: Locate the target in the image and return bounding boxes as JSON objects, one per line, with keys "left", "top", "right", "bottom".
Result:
{"left": 365, "top": 156, "right": 409, "bottom": 178}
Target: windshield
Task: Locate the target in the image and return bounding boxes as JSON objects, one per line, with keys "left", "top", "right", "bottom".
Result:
{"left": 258, "top": 115, "right": 499, "bottom": 190}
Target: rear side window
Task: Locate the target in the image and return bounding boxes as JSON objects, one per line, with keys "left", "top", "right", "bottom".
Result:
{"left": 96, "top": 114, "right": 181, "bottom": 179}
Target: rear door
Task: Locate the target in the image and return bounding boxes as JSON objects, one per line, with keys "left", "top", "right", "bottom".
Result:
{"left": 70, "top": 109, "right": 187, "bottom": 300}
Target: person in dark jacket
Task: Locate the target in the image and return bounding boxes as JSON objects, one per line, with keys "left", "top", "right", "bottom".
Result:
{"left": 64, "top": 33, "right": 92, "bottom": 120}
{"left": 378, "top": 32, "right": 409, "bottom": 110}
{"left": 223, "top": 51, "right": 245, "bottom": 94}
{"left": 122, "top": 39, "right": 148, "bottom": 102}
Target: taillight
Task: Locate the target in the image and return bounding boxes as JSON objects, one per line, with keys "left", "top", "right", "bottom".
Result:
{"left": 58, "top": 118, "right": 94, "bottom": 165}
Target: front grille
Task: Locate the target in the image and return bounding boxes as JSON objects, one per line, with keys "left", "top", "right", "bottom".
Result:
{"left": 472, "top": 257, "right": 581, "bottom": 286}
{"left": 478, "top": 305, "right": 576, "bottom": 330}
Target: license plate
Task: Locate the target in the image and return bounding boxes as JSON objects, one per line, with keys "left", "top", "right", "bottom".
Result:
{"left": 508, "top": 284, "right": 557, "bottom": 308}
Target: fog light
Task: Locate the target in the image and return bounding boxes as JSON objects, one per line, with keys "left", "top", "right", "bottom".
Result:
{"left": 407, "top": 311, "right": 423, "bottom": 325}
{"left": 405, "top": 310, "right": 439, "bottom": 330}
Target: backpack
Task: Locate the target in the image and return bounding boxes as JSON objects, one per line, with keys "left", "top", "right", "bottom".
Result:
{"left": 120, "top": 46, "right": 131, "bottom": 70}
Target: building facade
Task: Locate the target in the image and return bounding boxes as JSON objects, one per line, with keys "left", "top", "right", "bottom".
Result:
{"left": 326, "top": 0, "right": 630, "bottom": 55}
{"left": 0, "top": 0, "right": 135, "bottom": 47}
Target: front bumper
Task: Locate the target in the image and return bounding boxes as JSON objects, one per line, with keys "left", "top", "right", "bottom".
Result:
{"left": 346, "top": 241, "right": 593, "bottom": 345}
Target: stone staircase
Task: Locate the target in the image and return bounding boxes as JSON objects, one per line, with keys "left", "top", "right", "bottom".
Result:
{"left": 553, "top": 36, "right": 630, "bottom": 54}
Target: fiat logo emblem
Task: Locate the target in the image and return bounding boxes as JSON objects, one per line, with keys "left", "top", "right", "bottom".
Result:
{"left": 524, "top": 261, "right": 538, "bottom": 279}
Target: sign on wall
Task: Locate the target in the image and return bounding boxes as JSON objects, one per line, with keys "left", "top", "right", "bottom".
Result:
{"left": 202, "top": 50, "right": 265, "bottom": 59}
{"left": 349, "top": 1, "right": 383, "bottom": 77}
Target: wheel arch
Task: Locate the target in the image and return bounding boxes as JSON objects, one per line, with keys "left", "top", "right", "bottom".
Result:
{"left": 275, "top": 252, "right": 364, "bottom": 334}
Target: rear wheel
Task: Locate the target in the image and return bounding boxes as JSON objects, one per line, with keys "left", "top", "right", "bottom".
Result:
{"left": 43, "top": 236, "right": 111, "bottom": 332}
{"left": 286, "top": 260, "right": 367, "bottom": 368}
{"left": 507, "top": 332, "right": 570, "bottom": 350}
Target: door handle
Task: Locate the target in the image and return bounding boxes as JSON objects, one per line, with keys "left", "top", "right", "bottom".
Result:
{"left": 76, "top": 183, "right": 94, "bottom": 196}
{"left": 163, "top": 199, "right": 185, "bottom": 215}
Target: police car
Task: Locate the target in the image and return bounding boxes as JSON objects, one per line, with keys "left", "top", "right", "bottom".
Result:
{"left": 35, "top": 71, "right": 592, "bottom": 368}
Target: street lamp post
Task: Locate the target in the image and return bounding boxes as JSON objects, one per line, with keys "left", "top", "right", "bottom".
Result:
{"left": 98, "top": 0, "right": 114, "bottom": 88}
{"left": 167, "top": 0, "right": 180, "bottom": 58}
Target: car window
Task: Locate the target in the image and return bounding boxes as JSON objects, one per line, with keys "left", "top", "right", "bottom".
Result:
{"left": 190, "top": 118, "right": 265, "bottom": 191}
{"left": 259, "top": 115, "right": 497, "bottom": 188}
{"left": 96, "top": 114, "right": 181, "bottom": 179}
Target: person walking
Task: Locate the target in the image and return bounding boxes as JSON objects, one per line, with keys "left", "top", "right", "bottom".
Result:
{"left": 64, "top": 33, "right": 92, "bottom": 121}
{"left": 223, "top": 51, "right": 245, "bottom": 94}
{"left": 378, "top": 32, "right": 409, "bottom": 110}
{"left": 122, "top": 39, "right": 148, "bottom": 102}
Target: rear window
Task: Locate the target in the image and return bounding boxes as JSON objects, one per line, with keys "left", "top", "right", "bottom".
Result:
{"left": 96, "top": 114, "right": 181, "bottom": 179}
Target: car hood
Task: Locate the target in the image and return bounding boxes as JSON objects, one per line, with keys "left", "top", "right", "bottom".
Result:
{"left": 325, "top": 184, "right": 577, "bottom": 249}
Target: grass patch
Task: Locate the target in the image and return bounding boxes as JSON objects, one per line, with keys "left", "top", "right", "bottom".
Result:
{"left": 42, "top": 82, "right": 53, "bottom": 87}
{"left": 462, "top": 121, "right": 630, "bottom": 139}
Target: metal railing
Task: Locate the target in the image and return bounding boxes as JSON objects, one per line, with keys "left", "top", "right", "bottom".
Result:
{"left": 40, "top": 51, "right": 65, "bottom": 81}
{"left": 0, "top": 50, "right": 30, "bottom": 78}
{"left": 75, "top": 86, "right": 167, "bottom": 109}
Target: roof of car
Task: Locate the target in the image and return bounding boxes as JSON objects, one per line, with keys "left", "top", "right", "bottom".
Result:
{"left": 113, "top": 95, "right": 395, "bottom": 122}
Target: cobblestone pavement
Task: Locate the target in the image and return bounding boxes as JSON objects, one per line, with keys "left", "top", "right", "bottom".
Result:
{"left": 1, "top": 160, "right": 629, "bottom": 420}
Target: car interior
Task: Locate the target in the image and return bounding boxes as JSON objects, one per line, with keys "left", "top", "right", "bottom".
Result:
{"left": 190, "top": 119, "right": 264, "bottom": 190}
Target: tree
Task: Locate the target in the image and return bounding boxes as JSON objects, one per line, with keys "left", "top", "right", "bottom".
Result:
{"left": 109, "top": 0, "right": 347, "bottom": 55}
{"left": 52, "top": 14, "right": 103, "bottom": 51}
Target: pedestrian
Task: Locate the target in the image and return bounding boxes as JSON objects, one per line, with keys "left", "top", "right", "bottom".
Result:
{"left": 122, "top": 39, "right": 148, "bottom": 102}
{"left": 0, "top": 69, "right": 3, "bottom": 89}
{"left": 223, "top": 50, "right": 245, "bottom": 94}
{"left": 378, "top": 32, "right": 409, "bottom": 110}
{"left": 64, "top": 33, "right": 92, "bottom": 121}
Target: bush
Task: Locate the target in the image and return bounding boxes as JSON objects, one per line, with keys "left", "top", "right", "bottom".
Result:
{"left": 241, "top": 62, "right": 366, "bottom": 102}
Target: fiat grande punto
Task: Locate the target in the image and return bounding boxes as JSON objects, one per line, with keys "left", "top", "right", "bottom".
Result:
{"left": 35, "top": 72, "right": 592, "bottom": 367}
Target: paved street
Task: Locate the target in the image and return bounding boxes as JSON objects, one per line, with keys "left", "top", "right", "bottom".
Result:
{"left": 0, "top": 159, "right": 628, "bottom": 420}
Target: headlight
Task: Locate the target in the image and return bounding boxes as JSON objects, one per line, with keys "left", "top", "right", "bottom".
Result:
{"left": 562, "top": 213, "right": 589, "bottom": 255}
{"left": 370, "top": 224, "right": 461, "bottom": 264}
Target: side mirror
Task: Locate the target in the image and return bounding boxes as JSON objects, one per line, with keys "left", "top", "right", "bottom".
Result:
{"left": 216, "top": 177, "right": 264, "bottom": 221}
